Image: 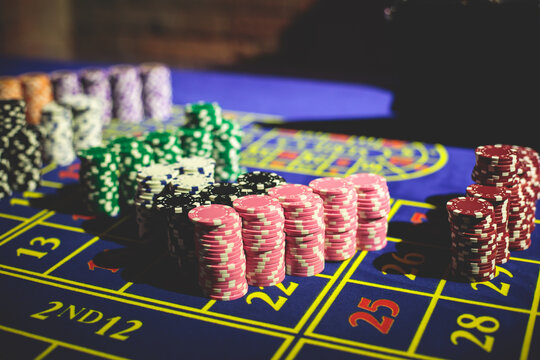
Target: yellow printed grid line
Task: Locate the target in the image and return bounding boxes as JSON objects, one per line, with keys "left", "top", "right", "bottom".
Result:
{"left": 0, "top": 269, "right": 294, "bottom": 348}
{"left": 0, "top": 210, "right": 55, "bottom": 246}
{"left": 520, "top": 267, "right": 540, "bottom": 360}
{"left": 0, "top": 324, "right": 129, "bottom": 360}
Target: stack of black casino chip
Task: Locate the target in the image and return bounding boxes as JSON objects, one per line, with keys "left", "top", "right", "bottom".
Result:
{"left": 237, "top": 171, "right": 286, "bottom": 195}
{"left": 199, "top": 182, "right": 243, "bottom": 206}
{"left": 154, "top": 193, "right": 211, "bottom": 270}
{"left": 446, "top": 196, "right": 497, "bottom": 282}
{"left": 0, "top": 99, "right": 42, "bottom": 196}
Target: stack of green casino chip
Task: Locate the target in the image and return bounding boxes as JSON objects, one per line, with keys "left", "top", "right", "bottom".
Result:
{"left": 184, "top": 101, "right": 223, "bottom": 130}
{"left": 108, "top": 136, "right": 154, "bottom": 209}
{"left": 77, "top": 146, "right": 120, "bottom": 217}
{"left": 177, "top": 127, "right": 213, "bottom": 158}
{"left": 213, "top": 117, "right": 243, "bottom": 181}
{"left": 144, "top": 130, "right": 182, "bottom": 164}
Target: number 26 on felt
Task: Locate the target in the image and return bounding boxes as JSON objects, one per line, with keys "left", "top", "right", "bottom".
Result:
{"left": 348, "top": 297, "right": 400, "bottom": 334}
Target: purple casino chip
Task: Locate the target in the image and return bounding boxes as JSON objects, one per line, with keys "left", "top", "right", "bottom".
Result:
{"left": 109, "top": 64, "right": 144, "bottom": 123}
{"left": 139, "top": 62, "right": 172, "bottom": 121}
{"left": 51, "top": 70, "right": 81, "bottom": 102}
{"left": 79, "top": 67, "right": 113, "bottom": 124}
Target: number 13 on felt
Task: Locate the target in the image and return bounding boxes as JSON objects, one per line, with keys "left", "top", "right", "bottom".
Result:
{"left": 349, "top": 297, "right": 400, "bottom": 334}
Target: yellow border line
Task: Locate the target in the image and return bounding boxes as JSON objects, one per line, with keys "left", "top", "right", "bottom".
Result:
{"left": 0, "top": 210, "right": 55, "bottom": 246}
{"left": 34, "top": 343, "right": 58, "bottom": 360}
{"left": 42, "top": 236, "right": 100, "bottom": 276}
{"left": 407, "top": 280, "right": 446, "bottom": 354}
{"left": 520, "top": 267, "right": 540, "bottom": 360}
{"left": 40, "top": 162, "right": 57, "bottom": 175}
{"left": 0, "top": 210, "right": 49, "bottom": 242}
{"left": 40, "top": 180, "right": 63, "bottom": 189}
{"left": 0, "top": 324, "right": 129, "bottom": 360}
{"left": 0, "top": 213, "right": 27, "bottom": 222}
{"left": 0, "top": 270, "right": 293, "bottom": 345}
{"left": 286, "top": 338, "right": 414, "bottom": 360}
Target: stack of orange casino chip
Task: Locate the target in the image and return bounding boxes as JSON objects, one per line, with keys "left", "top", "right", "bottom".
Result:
{"left": 0, "top": 76, "right": 23, "bottom": 100}
{"left": 19, "top": 73, "right": 53, "bottom": 125}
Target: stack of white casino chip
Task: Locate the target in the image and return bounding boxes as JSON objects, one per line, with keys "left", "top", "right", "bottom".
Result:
{"left": 40, "top": 101, "right": 75, "bottom": 166}
{"left": 135, "top": 163, "right": 181, "bottom": 243}
{"left": 167, "top": 173, "right": 214, "bottom": 196}
{"left": 309, "top": 177, "right": 358, "bottom": 261}
{"left": 176, "top": 156, "right": 215, "bottom": 179}
{"left": 268, "top": 184, "right": 326, "bottom": 277}
{"left": 233, "top": 195, "right": 286, "bottom": 286}
{"left": 346, "top": 173, "right": 391, "bottom": 251}
{"left": 59, "top": 94, "right": 103, "bottom": 151}
{"left": 189, "top": 204, "right": 248, "bottom": 301}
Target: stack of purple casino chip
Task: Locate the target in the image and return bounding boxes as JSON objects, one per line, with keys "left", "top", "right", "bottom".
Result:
{"left": 79, "top": 68, "right": 113, "bottom": 124}
{"left": 50, "top": 70, "right": 81, "bottom": 102}
{"left": 139, "top": 63, "right": 172, "bottom": 121}
{"left": 109, "top": 64, "right": 144, "bottom": 123}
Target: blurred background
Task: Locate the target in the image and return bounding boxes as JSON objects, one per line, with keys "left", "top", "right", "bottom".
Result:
{"left": 0, "top": 0, "right": 539, "bottom": 149}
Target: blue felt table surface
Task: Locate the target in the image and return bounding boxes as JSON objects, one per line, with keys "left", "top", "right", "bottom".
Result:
{"left": 0, "top": 57, "right": 393, "bottom": 121}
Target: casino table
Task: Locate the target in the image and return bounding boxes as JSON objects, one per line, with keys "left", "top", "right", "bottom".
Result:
{"left": 0, "top": 57, "right": 539, "bottom": 360}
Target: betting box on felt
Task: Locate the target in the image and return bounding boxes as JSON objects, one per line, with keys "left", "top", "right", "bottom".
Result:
{"left": 0, "top": 63, "right": 539, "bottom": 360}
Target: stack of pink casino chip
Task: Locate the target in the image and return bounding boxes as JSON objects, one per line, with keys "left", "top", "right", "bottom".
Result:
{"left": 188, "top": 204, "right": 248, "bottom": 301}
{"left": 232, "top": 195, "right": 286, "bottom": 286}
{"left": 308, "top": 177, "right": 358, "bottom": 261}
{"left": 267, "top": 184, "right": 326, "bottom": 277}
{"left": 346, "top": 173, "right": 391, "bottom": 251}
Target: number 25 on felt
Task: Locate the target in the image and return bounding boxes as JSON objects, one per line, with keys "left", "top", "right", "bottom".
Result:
{"left": 349, "top": 297, "right": 400, "bottom": 334}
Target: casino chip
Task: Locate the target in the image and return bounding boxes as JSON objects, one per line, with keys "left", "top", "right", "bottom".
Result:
{"left": 176, "top": 156, "right": 215, "bottom": 178}
{"left": 346, "top": 173, "right": 391, "bottom": 252}
{"left": 446, "top": 196, "right": 497, "bottom": 282}
{"left": 188, "top": 204, "right": 248, "bottom": 300}
{"left": 134, "top": 163, "right": 181, "bottom": 243}
{"left": 139, "top": 63, "right": 172, "bottom": 121}
{"left": 109, "top": 64, "right": 144, "bottom": 123}
{"left": 50, "top": 70, "right": 81, "bottom": 102}
{"left": 233, "top": 195, "right": 286, "bottom": 286}
{"left": 19, "top": 72, "right": 53, "bottom": 125}
{"left": 40, "top": 101, "right": 75, "bottom": 166}
{"left": 60, "top": 94, "right": 103, "bottom": 151}
{"left": 155, "top": 193, "right": 211, "bottom": 266}
{"left": 77, "top": 146, "right": 120, "bottom": 217}
{"left": 309, "top": 178, "right": 358, "bottom": 260}
{"left": 108, "top": 136, "right": 154, "bottom": 209}
{"left": 267, "top": 184, "right": 325, "bottom": 277}
{"left": 472, "top": 144, "right": 536, "bottom": 251}
{"left": 79, "top": 67, "right": 112, "bottom": 124}
{"left": 466, "top": 184, "right": 511, "bottom": 264}
{"left": 144, "top": 130, "right": 183, "bottom": 164}
{"left": 200, "top": 182, "right": 242, "bottom": 206}
{"left": 0, "top": 76, "right": 23, "bottom": 100}
{"left": 237, "top": 171, "right": 286, "bottom": 195}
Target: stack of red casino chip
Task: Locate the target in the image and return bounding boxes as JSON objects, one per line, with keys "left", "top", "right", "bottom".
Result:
{"left": 346, "top": 173, "right": 391, "bottom": 251}
{"left": 188, "top": 204, "right": 248, "bottom": 301}
{"left": 232, "top": 195, "right": 285, "bottom": 286}
{"left": 308, "top": 177, "right": 358, "bottom": 261}
{"left": 267, "top": 184, "right": 326, "bottom": 276}
{"left": 510, "top": 145, "right": 539, "bottom": 233}
{"left": 472, "top": 144, "right": 532, "bottom": 251}
{"left": 466, "top": 184, "right": 511, "bottom": 264}
{"left": 446, "top": 197, "right": 496, "bottom": 282}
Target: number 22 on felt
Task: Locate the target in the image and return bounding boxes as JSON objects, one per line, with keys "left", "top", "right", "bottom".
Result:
{"left": 349, "top": 297, "right": 400, "bottom": 334}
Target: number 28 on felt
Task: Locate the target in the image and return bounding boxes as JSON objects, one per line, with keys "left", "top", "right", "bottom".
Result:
{"left": 349, "top": 297, "right": 400, "bottom": 334}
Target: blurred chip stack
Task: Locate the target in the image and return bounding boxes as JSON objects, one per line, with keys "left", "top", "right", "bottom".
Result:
{"left": 19, "top": 72, "right": 53, "bottom": 125}
{"left": 79, "top": 68, "right": 113, "bottom": 125}
{"left": 109, "top": 65, "right": 144, "bottom": 123}
{"left": 139, "top": 62, "right": 172, "bottom": 121}
{"left": 50, "top": 70, "right": 81, "bottom": 102}
{"left": 0, "top": 76, "right": 23, "bottom": 100}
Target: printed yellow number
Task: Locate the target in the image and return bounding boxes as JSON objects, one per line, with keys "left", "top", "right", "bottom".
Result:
{"left": 381, "top": 252, "right": 425, "bottom": 280}
{"left": 471, "top": 267, "right": 513, "bottom": 296}
{"left": 245, "top": 281, "right": 298, "bottom": 311}
{"left": 17, "top": 236, "right": 61, "bottom": 259}
{"left": 450, "top": 313, "right": 499, "bottom": 353}
{"left": 30, "top": 301, "right": 64, "bottom": 320}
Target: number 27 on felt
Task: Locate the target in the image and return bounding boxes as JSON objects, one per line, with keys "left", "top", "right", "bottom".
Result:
{"left": 348, "top": 297, "right": 400, "bottom": 334}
